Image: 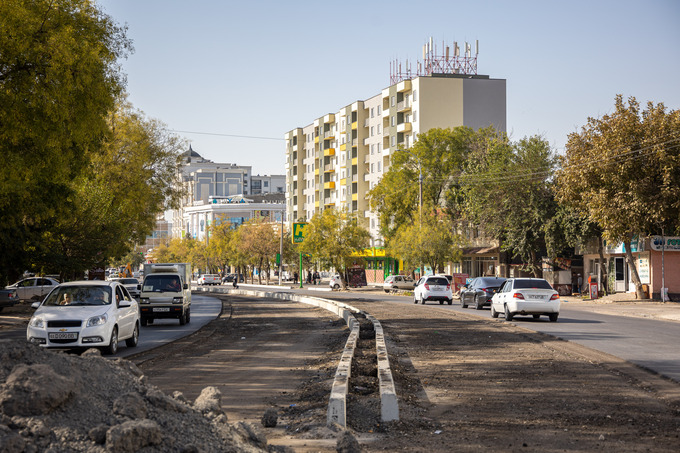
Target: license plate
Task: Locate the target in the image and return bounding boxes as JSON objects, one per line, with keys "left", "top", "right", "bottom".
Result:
{"left": 528, "top": 295, "right": 544, "bottom": 300}
{"left": 153, "top": 307, "right": 170, "bottom": 312}
{"left": 49, "top": 332, "right": 78, "bottom": 340}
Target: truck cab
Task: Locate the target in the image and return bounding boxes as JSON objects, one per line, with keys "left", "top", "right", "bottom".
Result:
{"left": 138, "top": 263, "right": 192, "bottom": 326}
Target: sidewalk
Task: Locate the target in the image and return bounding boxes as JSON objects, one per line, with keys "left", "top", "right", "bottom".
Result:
{"left": 560, "top": 292, "right": 680, "bottom": 323}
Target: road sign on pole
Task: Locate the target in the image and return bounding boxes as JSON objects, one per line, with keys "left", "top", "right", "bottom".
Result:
{"left": 292, "top": 222, "right": 308, "bottom": 243}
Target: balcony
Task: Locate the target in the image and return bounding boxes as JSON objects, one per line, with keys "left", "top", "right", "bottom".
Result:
{"left": 324, "top": 148, "right": 336, "bottom": 156}
{"left": 351, "top": 174, "right": 358, "bottom": 182}
{"left": 397, "top": 79, "right": 411, "bottom": 92}
{"left": 351, "top": 157, "right": 358, "bottom": 165}
{"left": 314, "top": 136, "right": 319, "bottom": 143}
{"left": 324, "top": 181, "right": 335, "bottom": 190}
{"left": 397, "top": 99, "right": 411, "bottom": 112}
{"left": 352, "top": 138, "right": 358, "bottom": 146}
{"left": 315, "top": 201, "right": 319, "bottom": 208}
{"left": 364, "top": 118, "right": 369, "bottom": 127}
{"left": 340, "top": 178, "right": 347, "bottom": 186}
{"left": 352, "top": 193, "right": 358, "bottom": 201}
{"left": 314, "top": 168, "right": 319, "bottom": 175}
{"left": 352, "top": 121, "right": 358, "bottom": 130}
{"left": 324, "top": 197, "right": 335, "bottom": 206}
{"left": 339, "top": 143, "right": 347, "bottom": 152}
{"left": 324, "top": 131, "right": 335, "bottom": 140}
{"left": 324, "top": 163, "right": 335, "bottom": 173}
{"left": 324, "top": 113, "right": 335, "bottom": 124}
{"left": 397, "top": 122, "right": 412, "bottom": 133}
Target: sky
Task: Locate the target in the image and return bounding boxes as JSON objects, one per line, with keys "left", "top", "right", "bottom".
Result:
{"left": 97, "top": 0, "right": 680, "bottom": 176}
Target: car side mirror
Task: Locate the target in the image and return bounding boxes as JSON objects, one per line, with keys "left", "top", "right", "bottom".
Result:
{"left": 119, "top": 302, "right": 131, "bottom": 308}
{"left": 183, "top": 283, "right": 188, "bottom": 290}
{"left": 31, "top": 302, "right": 41, "bottom": 309}
{"left": 137, "top": 284, "right": 141, "bottom": 290}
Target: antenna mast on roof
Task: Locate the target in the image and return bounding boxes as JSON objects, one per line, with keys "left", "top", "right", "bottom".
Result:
{"left": 390, "top": 37, "right": 479, "bottom": 84}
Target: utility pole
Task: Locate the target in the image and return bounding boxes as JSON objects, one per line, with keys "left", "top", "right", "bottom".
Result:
{"left": 279, "top": 209, "right": 283, "bottom": 286}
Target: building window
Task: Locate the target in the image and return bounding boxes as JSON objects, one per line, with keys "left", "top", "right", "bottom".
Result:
{"left": 377, "top": 105, "right": 381, "bottom": 115}
{"left": 371, "top": 108, "right": 374, "bottom": 118}
{"left": 391, "top": 136, "right": 396, "bottom": 147}
{"left": 378, "top": 143, "right": 381, "bottom": 153}
{"left": 377, "top": 161, "right": 382, "bottom": 172}
{"left": 371, "top": 126, "right": 374, "bottom": 137}
{"left": 413, "top": 90, "right": 417, "bottom": 101}
{"left": 391, "top": 116, "right": 395, "bottom": 127}
{"left": 371, "top": 163, "right": 374, "bottom": 173}
{"left": 391, "top": 96, "right": 395, "bottom": 107}
{"left": 413, "top": 110, "right": 417, "bottom": 122}
{"left": 377, "top": 124, "right": 381, "bottom": 134}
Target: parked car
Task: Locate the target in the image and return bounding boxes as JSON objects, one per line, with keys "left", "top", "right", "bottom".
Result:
{"left": 117, "top": 278, "right": 141, "bottom": 299}
{"left": 383, "top": 275, "right": 416, "bottom": 293}
{"left": 198, "top": 274, "right": 220, "bottom": 285}
{"left": 460, "top": 277, "right": 506, "bottom": 310}
{"left": 26, "top": 280, "right": 140, "bottom": 355}
{"left": 413, "top": 275, "right": 453, "bottom": 305}
{"left": 490, "top": 278, "right": 560, "bottom": 322}
{"left": 329, "top": 275, "right": 342, "bottom": 290}
{"left": 221, "top": 274, "right": 245, "bottom": 284}
{"left": 0, "top": 288, "right": 19, "bottom": 312}
{"left": 6, "top": 277, "right": 60, "bottom": 302}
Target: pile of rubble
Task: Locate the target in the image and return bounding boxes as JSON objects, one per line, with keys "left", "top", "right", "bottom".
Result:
{"left": 0, "top": 340, "right": 284, "bottom": 452}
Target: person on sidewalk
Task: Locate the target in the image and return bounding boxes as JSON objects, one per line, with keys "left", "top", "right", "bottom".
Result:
{"left": 577, "top": 274, "right": 583, "bottom": 295}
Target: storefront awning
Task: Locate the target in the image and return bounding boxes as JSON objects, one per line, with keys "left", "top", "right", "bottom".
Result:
{"left": 462, "top": 246, "right": 499, "bottom": 255}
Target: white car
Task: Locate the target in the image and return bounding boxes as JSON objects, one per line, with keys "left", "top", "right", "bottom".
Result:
{"left": 413, "top": 275, "right": 453, "bottom": 305}
{"left": 116, "top": 277, "right": 141, "bottom": 299}
{"left": 198, "top": 274, "right": 220, "bottom": 285}
{"left": 6, "top": 277, "right": 60, "bottom": 302}
{"left": 490, "top": 278, "right": 560, "bottom": 322}
{"left": 27, "top": 281, "right": 140, "bottom": 355}
{"left": 329, "top": 275, "right": 342, "bottom": 290}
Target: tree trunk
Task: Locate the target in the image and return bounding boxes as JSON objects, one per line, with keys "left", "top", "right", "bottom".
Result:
{"left": 597, "top": 238, "right": 609, "bottom": 296}
{"left": 623, "top": 237, "right": 646, "bottom": 299}
{"left": 258, "top": 258, "right": 263, "bottom": 285}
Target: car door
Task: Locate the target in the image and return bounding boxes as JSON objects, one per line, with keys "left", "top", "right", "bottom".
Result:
{"left": 37, "top": 278, "right": 56, "bottom": 300}
{"left": 493, "top": 280, "right": 510, "bottom": 310}
{"left": 462, "top": 278, "right": 476, "bottom": 304}
{"left": 17, "top": 278, "right": 38, "bottom": 301}
{"left": 115, "top": 285, "right": 135, "bottom": 338}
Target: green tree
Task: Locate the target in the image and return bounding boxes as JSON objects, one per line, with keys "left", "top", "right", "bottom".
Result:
{"left": 300, "top": 209, "right": 370, "bottom": 289}
{"left": 368, "top": 127, "right": 472, "bottom": 240}
{"left": 239, "top": 219, "right": 279, "bottom": 284}
{"left": 0, "top": 0, "right": 131, "bottom": 283}
{"left": 462, "top": 135, "right": 557, "bottom": 277}
{"left": 387, "top": 210, "right": 462, "bottom": 276}
{"left": 555, "top": 95, "right": 680, "bottom": 298}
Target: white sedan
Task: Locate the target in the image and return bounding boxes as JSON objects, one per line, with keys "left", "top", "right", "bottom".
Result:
{"left": 6, "top": 277, "right": 60, "bottom": 302}
{"left": 490, "top": 278, "right": 560, "bottom": 322}
{"left": 27, "top": 281, "right": 140, "bottom": 355}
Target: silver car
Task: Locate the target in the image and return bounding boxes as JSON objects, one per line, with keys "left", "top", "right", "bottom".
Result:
{"left": 383, "top": 275, "right": 416, "bottom": 293}
{"left": 6, "top": 277, "right": 60, "bottom": 302}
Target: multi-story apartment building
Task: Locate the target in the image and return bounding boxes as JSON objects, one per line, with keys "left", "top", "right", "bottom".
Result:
{"left": 285, "top": 73, "right": 506, "bottom": 241}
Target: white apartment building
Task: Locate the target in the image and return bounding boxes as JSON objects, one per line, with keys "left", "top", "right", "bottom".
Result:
{"left": 171, "top": 146, "right": 285, "bottom": 239}
{"left": 284, "top": 72, "right": 506, "bottom": 244}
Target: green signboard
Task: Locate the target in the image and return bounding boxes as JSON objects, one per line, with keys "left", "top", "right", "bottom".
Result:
{"left": 292, "top": 222, "right": 308, "bottom": 243}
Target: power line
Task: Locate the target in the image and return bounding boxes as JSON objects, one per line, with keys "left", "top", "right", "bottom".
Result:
{"left": 172, "top": 130, "right": 284, "bottom": 141}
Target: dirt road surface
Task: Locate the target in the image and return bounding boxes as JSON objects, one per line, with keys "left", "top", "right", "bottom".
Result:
{"left": 3, "top": 294, "right": 680, "bottom": 451}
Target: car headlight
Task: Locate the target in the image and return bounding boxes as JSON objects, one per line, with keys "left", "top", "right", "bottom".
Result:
{"left": 86, "top": 313, "right": 108, "bottom": 327}
{"left": 172, "top": 297, "right": 183, "bottom": 304}
{"left": 29, "top": 317, "right": 45, "bottom": 328}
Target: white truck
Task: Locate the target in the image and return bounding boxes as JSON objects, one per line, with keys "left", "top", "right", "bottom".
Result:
{"left": 138, "top": 263, "right": 192, "bottom": 326}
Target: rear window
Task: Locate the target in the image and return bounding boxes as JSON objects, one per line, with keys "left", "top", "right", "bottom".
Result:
{"left": 425, "top": 277, "right": 449, "bottom": 286}
{"left": 478, "top": 278, "right": 506, "bottom": 288}
{"left": 513, "top": 279, "right": 553, "bottom": 290}
{"left": 118, "top": 278, "right": 139, "bottom": 285}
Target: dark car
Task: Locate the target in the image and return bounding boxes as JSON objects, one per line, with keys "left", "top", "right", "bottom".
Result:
{"left": 460, "top": 277, "right": 506, "bottom": 310}
{"left": 0, "top": 288, "right": 19, "bottom": 312}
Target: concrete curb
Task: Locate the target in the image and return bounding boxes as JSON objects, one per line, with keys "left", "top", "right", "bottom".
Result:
{"left": 193, "top": 286, "right": 399, "bottom": 426}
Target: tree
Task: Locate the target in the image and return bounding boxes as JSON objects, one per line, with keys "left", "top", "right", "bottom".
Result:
{"left": 0, "top": 0, "right": 132, "bottom": 283}
{"left": 368, "top": 127, "right": 472, "bottom": 240}
{"left": 239, "top": 219, "right": 279, "bottom": 284}
{"left": 300, "top": 209, "right": 370, "bottom": 289}
{"left": 462, "top": 135, "right": 557, "bottom": 277}
{"left": 555, "top": 95, "right": 680, "bottom": 298}
{"left": 387, "top": 210, "right": 462, "bottom": 276}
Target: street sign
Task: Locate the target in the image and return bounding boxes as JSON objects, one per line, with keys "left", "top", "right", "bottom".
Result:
{"left": 292, "top": 222, "right": 308, "bottom": 243}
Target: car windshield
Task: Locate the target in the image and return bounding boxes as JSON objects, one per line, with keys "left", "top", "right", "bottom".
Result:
{"left": 426, "top": 277, "right": 449, "bottom": 286}
{"left": 143, "top": 275, "right": 182, "bottom": 292}
{"left": 118, "top": 278, "right": 139, "bottom": 285}
{"left": 514, "top": 279, "right": 553, "bottom": 290}
{"left": 42, "top": 286, "right": 112, "bottom": 306}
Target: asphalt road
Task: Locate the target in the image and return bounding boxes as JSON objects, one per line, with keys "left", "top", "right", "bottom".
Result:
{"left": 306, "top": 289, "right": 680, "bottom": 383}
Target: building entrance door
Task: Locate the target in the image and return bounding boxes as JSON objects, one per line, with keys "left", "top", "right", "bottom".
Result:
{"left": 614, "top": 257, "right": 627, "bottom": 292}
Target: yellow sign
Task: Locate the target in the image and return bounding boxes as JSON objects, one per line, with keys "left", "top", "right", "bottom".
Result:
{"left": 352, "top": 247, "right": 386, "bottom": 257}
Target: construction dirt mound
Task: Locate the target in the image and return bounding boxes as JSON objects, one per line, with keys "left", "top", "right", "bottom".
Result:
{"left": 0, "top": 340, "right": 286, "bottom": 453}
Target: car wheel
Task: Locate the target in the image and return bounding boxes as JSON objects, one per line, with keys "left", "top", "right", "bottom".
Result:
{"left": 103, "top": 327, "right": 119, "bottom": 355}
{"left": 384, "top": 289, "right": 390, "bottom": 293}
{"left": 447, "top": 299, "right": 453, "bottom": 305}
{"left": 532, "top": 314, "right": 541, "bottom": 319}
{"left": 474, "top": 296, "right": 483, "bottom": 310}
{"left": 490, "top": 305, "right": 499, "bottom": 318}
{"left": 439, "top": 300, "right": 444, "bottom": 305}
{"left": 179, "top": 310, "right": 187, "bottom": 325}
{"left": 549, "top": 313, "right": 559, "bottom": 322}
{"left": 125, "top": 324, "right": 139, "bottom": 347}
{"left": 147, "top": 318, "right": 154, "bottom": 325}
{"left": 504, "top": 305, "right": 514, "bottom": 321}
{"left": 140, "top": 318, "right": 148, "bottom": 327}
{"left": 413, "top": 295, "right": 418, "bottom": 304}
{"left": 461, "top": 296, "right": 468, "bottom": 309}
{"left": 333, "top": 284, "right": 340, "bottom": 290}
{"left": 421, "top": 297, "right": 426, "bottom": 305}
{"left": 186, "top": 308, "right": 191, "bottom": 324}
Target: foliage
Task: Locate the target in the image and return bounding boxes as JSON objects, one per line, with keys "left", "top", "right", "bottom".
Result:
{"left": 368, "top": 127, "right": 472, "bottom": 239}
{"left": 299, "top": 209, "right": 370, "bottom": 288}
{"left": 238, "top": 219, "right": 280, "bottom": 284}
{"left": 0, "top": 0, "right": 132, "bottom": 283}
{"left": 462, "top": 135, "right": 557, "bottom": 276}
{"left": 387, "top": 211, "right": 462, "bottom": 275}
{"left": 555, "top": 95, "right": 680, "bottom": 297}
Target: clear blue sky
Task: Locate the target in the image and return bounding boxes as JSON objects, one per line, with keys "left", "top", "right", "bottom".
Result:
{"left": 98, "top": 0, "right": 680, "bottom": 176}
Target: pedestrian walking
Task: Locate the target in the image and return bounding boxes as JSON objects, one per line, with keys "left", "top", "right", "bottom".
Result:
{"left": 577, "top": 274, "right": 583, "bottom": 295}
{"left": 294, "top": 271, "right": 298, "bottom": 284}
